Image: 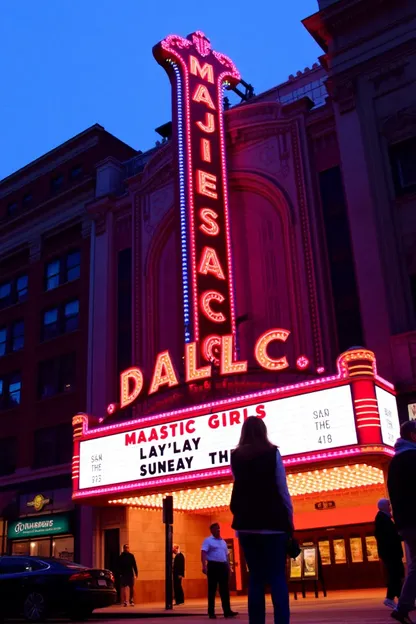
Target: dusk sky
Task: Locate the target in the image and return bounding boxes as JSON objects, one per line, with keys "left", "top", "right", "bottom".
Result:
{"left": 0, "top": 0, "right": 322, "bottom": 181}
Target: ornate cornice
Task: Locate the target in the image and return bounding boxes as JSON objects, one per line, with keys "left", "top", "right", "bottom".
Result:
{"left": 381, "top": 105, "right": 416, "bottom": 142}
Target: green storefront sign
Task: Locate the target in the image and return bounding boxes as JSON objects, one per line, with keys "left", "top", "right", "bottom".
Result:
{"left": 8, "top": 514, "right": 70, "bottom": 540}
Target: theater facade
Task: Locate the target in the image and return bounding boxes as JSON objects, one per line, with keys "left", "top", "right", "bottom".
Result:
{"left": 73, "top": 23, "right": 408, "bottom": 602}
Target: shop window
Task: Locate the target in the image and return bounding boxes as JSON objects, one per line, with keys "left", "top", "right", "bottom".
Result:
{"left": 0, "top": 436, "right": 17, "bottom": 475}
{"left": 38, "top": 352, "right": 76, "bottom": 398}
{"left": 45, "top": 250, "right": 80, "bottom": 291}
{"left": 33, "top": 422, "right": 72, "bottom": 468}
{"left": 365, "top": 536, "right": 379, "bottom": 562}
{"left": 0, "top": 373, "right": 21, "bottom": 410}
{"left": 390, "top": 137, "right": 416, "bottom": 196}
{"left": 53, "top": 536, "right": 74, "bottom": 561}
{"left": 333, "top": 538, "right": 347, "bottom": 564}
{"left": 350, "top": 537, "right": 364, "bottom": 563}
{"left": 318, "top": 540, "right": 331, "bottom": 565}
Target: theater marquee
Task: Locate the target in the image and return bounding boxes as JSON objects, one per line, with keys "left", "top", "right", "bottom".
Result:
{"left": 72, "top": 349, "right": 400, "bottom": 500}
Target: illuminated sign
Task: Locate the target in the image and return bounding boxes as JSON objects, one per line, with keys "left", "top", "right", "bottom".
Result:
{"left": 27, "top": 494, "right": 51, "bottom": 512}
{"left": 118, "top": 327, "right": 292, "bottom": 408}
{"left": 376, "top": 386, "right": 400, "bottom": 446}
{"left": 8, "top": 514, "right": 70, "bottom": 539}
{"left": 79, "top": 385, "right": 358, "bottom": 490}
{"left": 153, "top": 31, "right": 240, "bottom": 362}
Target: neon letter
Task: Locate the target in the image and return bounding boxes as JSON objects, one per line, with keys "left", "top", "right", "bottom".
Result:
{"left": 190, "top": 56, "right": 214, "bottom": 83}
{"left": 196, "top": 112, "right": 215, "bottom": 133}
{"left": 202, "top": 335, "right": 221, "bottom": 365}
{"left": 192, "top": 84, "right": 216, "bottom": 110}
{"left": 254, "top": 329, "right": 290, "bottom": 371}
{"left": 149, "top": 350, "right": 179, "bottom": 394}
{"left": 201, "top": 138, "right": 211, "bottom": 163}
{"left": 197, "top": 170, "right": 218, "bottom": 199}
{"left": 199, "top": 208, "right": 220, "bottom": 236}
{"left": 220, "top": 335, "right": 248, "bottom": 375}
{"left": 198, "top": 247, "right": 226, "bottom": 280}
{"left": 120, "top": 367, "right": 144, "bottom": 408}
{"left": 185, "top": 342, "right": 212, "bottom": 382}
{"left": 201, "top": 291, "right": 226, "bottom": 323}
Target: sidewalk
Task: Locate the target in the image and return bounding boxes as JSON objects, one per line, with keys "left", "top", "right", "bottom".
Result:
{"left": 93, "top": 589, "right": 395, "bottom": 620}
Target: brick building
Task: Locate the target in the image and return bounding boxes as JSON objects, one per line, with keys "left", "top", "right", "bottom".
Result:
{"left": 0, "top": 125, "right": 135, "bottom": 558}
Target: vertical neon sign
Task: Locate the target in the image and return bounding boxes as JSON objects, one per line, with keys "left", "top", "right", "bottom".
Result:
{"left": 153, "top": 32, "right": 240, "bottom": 364}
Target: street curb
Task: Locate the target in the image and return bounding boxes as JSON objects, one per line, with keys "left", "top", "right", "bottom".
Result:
{"left": 93, "top": 613, "right": 202, "bottom": 619}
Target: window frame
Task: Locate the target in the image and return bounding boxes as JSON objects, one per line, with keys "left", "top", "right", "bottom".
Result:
{"left": 37, "top": 353, "right": 76, "bottom": 399}
{"left": 44, "top": 249, "right": 81, "bottom": 291}
{"left": 41, "top": 299, "right": 79, "bottom": 341}
{"left": 0, "top": 372, "right": 22, "bottom": 410}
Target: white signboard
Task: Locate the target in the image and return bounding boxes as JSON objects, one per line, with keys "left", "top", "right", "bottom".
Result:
{"left": 376, "top": 386, "right": 400, "bottom": 447}
{"left": 78, "top": 385, "right": 357, "bottom": 490}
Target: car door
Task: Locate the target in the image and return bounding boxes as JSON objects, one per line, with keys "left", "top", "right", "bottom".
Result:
{"left": 0, "top": 557, "right": 34, "bottom": 615}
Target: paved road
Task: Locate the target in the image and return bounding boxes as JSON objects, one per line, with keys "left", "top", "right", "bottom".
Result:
{"left": 94, "top": 593, "right": 411, "bottom": 623}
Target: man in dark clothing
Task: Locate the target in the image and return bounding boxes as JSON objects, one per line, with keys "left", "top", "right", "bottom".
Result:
{"left": 172, "top": 544, "right": 185, "bottom": 606}
{"left": 118, "top": 544, "right": 138, "bottom": 607}
{"left": 388, "top": 420, "right": 416, "bottom": 624}
{"left": 374, "top": 498, "right": 404, "bottom": 609}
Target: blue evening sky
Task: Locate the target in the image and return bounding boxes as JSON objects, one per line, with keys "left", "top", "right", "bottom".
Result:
{"left": 0, "top": 0, "right": 321, "bottom": 181}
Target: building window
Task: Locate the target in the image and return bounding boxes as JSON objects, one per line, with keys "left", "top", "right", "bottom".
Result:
{"left": 51, "top": 174, "right": 64, "bottom": 193}
{"left": 11, "top": 321, "right": 24, "bottom": 352}
{"left": 319, "top": 167, "right": 363, "bottom": 352}
{"left": 0, "top": 275, "right": 28, "bottom": 310}
{"left": 0, "top": 436, "right": 17, "bottom": 476}
{"left": 22, "top": 193, "right": 32, "bottom": 207}
{"left": 0, "top": 321, "right": 24, "bottom": 355}
{"left": 42, "top": 300, "right": 79, "bottom": 341}
{"left": 38, "top": 353, "right": 76, "bottom": 399}
{"left": 64, "top": 300, "right": 79, "bottom": 333}
{"left": 45, "top": 250, "right": 81, "bottom": 291}
{"left": 0, "top": 373, "right": 22, "bottom": 409}
{"left": 7, "top": 202, "right": 19, "bottom": 218}
{"left": 16, "top": 275, "right": 28, "bottom": 302}
{"left": 70, "top": 165, "right": 83, "bottom": 180}
{"left": 0, "top": 327, "right": 6, "bottom": 356}
{"left": 390, "top": 137, "right": 416, "bottom": 196}
{"left": 33, "top": 423, "right": 72, "bottom": 468}
{"left": 66, "top": 250, "right": 81, "bottom": 282}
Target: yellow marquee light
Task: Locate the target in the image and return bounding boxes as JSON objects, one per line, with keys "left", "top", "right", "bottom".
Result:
{"left": 108, "top": 464, "right": 384, "bottom": 512}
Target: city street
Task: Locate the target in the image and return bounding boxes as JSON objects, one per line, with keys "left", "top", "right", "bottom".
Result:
{"left": 92, "top": 590, "right": 410, "bottom": 623}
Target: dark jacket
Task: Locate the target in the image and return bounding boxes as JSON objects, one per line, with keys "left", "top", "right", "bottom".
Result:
{"left": 387, "top": 438, "right": 416, "bottom": 531}
{"left": 374, "top": 511, "right": 403, "bottom": 562}
{"left": 230, "top": 445, "right": 292, "bottom": 532}
{"left": 173, "top": 552, "right": 185, "bottom": 577}
{"left": 118, "top": 552, "right": 138, "bottom": 578}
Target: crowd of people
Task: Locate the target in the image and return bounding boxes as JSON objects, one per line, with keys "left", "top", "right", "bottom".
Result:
{"left": 115, "top": 417, "right": 416, "bottom": 624}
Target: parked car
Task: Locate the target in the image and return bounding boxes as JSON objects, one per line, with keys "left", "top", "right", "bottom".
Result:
{"left": 0, "top": 556, "right": 116, "bottom": 622}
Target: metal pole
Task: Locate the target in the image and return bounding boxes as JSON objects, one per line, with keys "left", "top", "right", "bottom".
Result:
{"left": 165, "top": 522, "right": 173, "bottom": 610}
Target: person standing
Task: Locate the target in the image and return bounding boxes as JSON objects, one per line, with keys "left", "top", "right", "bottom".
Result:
{"left": 374, "top": 498, "right": 404, "bottom": 609}
{"left": 201, "top": 523, "right": 238, "bottom": 619}
{"left": 173, "top": 544, "right": 185, "bottom": 606}
{"left": 230, "top": 416, "right": 293, "bottom": 624}
{"left": 118, "top": 544, "right": 138, "bottom": 607}
{"left": 388, "top": 420, "right": 416, "bottom": 624}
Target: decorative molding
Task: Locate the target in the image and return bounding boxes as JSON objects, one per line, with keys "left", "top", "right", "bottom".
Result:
{"left": 370, "top": 60, "right": 408, "bottom": 90}
{"left": 82, "top": 219, "right": 92, "bottom": 239}
{"left": 0, "top": 137, "right": 99, "bottom": 199}
{"left": 381, "top": 105, "right": 416, "bottom": 142}
{"left": 95, "top": 214, "right": 107, "bottom": 237}
{"left": 326, "top": 78, "right": 356, "bottom": 114}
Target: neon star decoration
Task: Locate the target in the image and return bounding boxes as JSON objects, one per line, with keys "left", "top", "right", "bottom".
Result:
{"left": 153, "top": 31, "right": 240, "bottom": 363}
